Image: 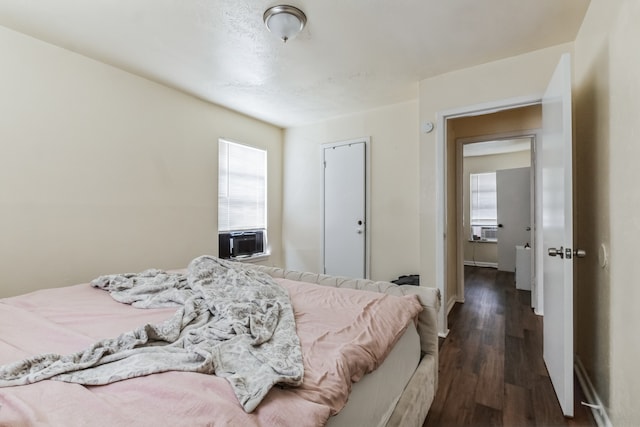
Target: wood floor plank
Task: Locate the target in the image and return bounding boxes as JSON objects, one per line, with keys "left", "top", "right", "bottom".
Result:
{"left": 423, "top": 266, "right": 596, "bottom": 427}
{"left": 437, "top": 370, "right": 479, "bottom": 427}
{"left": 503, "top": 383, "right": 535, "bottom": 426}
{"left": 461, "top": 327, "right": 482, "bottom": 375}
{"left": 481, "top": 312, "right": 505, "bottom": 350}
{"left": 474, "top": 344, "right": 504, "bottom": 410}
{"left": 524, "top": 327, "right": 550, "bottom": 378}
{"left": 504, "top": 334, "right": 535, "bottom": 387}
{"left": 472, "top": 403, "right": 503, "bottom": 426}
{"left": 505, "top": 286, "right": 525, "bottom": 338}
{"left": 521, "top": 294, "right": 541, "bottom": 332}
{"left": 531, "top": 374, "right": 567, "bottom": 427}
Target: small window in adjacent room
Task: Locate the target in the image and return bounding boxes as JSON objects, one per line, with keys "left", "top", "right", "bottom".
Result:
{"left": 470, "top": 172, "right": 498, "bottom": 242}
{"left": 218, "top": 139, "right": 268, "bottom": 259}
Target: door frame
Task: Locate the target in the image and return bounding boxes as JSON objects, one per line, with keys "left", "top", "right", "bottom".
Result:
{"left": 455, "top": 132, "right": 539, "bottom": 310}
{"left": 435, "top": 95, "right": 541, "bottom": 336}
{"left": 320, "top": 137, "right": 372, "bottom": 279}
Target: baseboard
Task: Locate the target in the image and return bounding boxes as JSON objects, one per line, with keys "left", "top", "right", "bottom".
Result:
{"left": 446, "top": 296, "right": 457, "bottom": 315}
{"left": 463, "top": 260, "right": 498, "bottom": 269}
{"left": 575, "top": 356, "right": 612, "bottom": 427}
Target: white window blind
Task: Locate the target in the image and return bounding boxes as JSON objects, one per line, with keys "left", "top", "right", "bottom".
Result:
{"left": 470, "top": 172, "right": 497, "bottom": 226}
{"left": 218, "top": 139, "right": 267, "bottom": 232}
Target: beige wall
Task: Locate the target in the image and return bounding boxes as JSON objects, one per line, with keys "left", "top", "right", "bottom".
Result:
{"left": 0, "top": 26, "right": 283, "bottom": 298}
{"left": 283, "top": 100, "right": 420, "bottom": 282}
{"left": 462, "top": 150, "right": 531, "bottom": 265}
{"left": 573, "top": 0, "right": 640, "bottom": 424}
{"left": 3, "top": 2, "right": 638, "bottom": 421}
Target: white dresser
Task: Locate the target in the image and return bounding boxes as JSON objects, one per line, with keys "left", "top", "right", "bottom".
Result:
{"left": 515, "top": 245, "right": 532, "bottom": 290}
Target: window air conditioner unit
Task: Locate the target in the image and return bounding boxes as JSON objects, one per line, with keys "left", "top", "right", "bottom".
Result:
{"left": 218, "top": 230, "right": 265, "bottom": 259}
{"left": 480, "top": 226, "right": 497, "bottom": 240}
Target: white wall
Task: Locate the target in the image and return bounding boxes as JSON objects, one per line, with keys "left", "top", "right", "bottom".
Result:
{"left": 283, "top": 100, "right": 420, "bottom": 282}
{"left": 0, "top": 26, "right": 283, "bottom": 298}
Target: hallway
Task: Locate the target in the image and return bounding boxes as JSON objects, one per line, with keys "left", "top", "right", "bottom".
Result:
{"left": 423, "top": 266, "right": 595, "bottom": 426}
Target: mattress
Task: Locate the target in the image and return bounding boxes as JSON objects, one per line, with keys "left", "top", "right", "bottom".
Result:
{"left": 0, "top": 267, "right": 424, "bottom": 426}
{"left": 245, "top": 263, "right": 441, "bottom": 427}
{"left": 328, "top": 322, "right": 421, "bottom": 427}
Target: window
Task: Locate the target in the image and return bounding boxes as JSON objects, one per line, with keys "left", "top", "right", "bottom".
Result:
{"left": 218, "top": 139, "right": 268, "bottom": 258}
{"left": 470, "top": 172, "right": 498, "bottom": 242}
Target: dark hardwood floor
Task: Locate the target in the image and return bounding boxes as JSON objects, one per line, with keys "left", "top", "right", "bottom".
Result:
{"left": 423, "top": 266, "right": 596, "bottom": 427}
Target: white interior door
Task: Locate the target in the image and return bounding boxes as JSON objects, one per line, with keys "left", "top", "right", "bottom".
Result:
{"left": 323, "top": 141, "right": 366, "bottom": 278}
{"left": 542, "top": 53, "right": 574, "bottom": 417}
{"left": 496, "top": 167, "right": 532, "bottom": 272}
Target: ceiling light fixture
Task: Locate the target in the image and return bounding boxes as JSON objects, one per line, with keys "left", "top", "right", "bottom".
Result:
{"left": 263, "top": 5, "right": 307, "bottom": 43}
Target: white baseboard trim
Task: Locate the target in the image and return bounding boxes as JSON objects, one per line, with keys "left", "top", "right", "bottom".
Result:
{"left": 463, "top": 260, "right": 498, "bottom": 269}
{"left": 575, "top": 356, "right": 612, "bottom": 427}
{"left": 446, "top": 296, "right": 457, "bottom": 315}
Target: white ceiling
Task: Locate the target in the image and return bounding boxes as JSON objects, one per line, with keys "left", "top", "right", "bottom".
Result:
{"left": 0, "top": 0, "right": 590, "bottom": 128}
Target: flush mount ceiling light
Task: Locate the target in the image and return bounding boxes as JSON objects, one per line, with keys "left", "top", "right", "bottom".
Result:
{"left": 263, "top": 5, "right": 307, "bottom": 43}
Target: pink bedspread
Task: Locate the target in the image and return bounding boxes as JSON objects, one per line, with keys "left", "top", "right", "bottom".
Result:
{"left": 0, "top": 277, "right": 422, "bottom": 427}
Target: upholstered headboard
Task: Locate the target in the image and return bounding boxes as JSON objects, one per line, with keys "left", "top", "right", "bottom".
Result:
{"left": 235, "top": 263, "right": 441, "bottom": 358}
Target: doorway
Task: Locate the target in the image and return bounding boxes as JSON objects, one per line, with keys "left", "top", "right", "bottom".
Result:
{"left": 443, "top": 105, "right": 542, "bottom": 326}
{"left": 434, "top": 98, "right": 544, "bottom": 335}
{"left": 435, "top": 54, "right": 575, "bottom": 417}
{"left": 457, "top": 134, "right": 536, "bottom": 312}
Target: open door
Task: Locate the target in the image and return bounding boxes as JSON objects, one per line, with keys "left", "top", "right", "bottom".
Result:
{"left": 542, "top": 53, "right": 579, "bottom": 417}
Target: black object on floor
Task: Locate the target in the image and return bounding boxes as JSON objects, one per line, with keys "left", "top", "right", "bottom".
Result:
{"left": 391, "top": 275, "right": 419, "bottom": 286}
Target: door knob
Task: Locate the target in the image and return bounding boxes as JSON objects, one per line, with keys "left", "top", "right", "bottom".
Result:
{"left": 574, "top": 249, "right": 586, "bottom": 258}
{"left": 548, "top": 247, "right": 586, "bottom": 259}
{"left": 565, "top": 247, "right": 586, "bottom": 259}
{"left": 548, "top": 247, "right": 564, "bottom": 258}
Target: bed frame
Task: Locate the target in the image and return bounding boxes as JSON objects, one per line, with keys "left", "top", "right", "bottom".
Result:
{"left": 240, "top": 263, "right": 441, "bottom": 427}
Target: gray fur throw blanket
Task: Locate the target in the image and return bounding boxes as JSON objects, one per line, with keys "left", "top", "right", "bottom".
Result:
{"left": 0, "top": 255, "right": 304, "bottom": 413}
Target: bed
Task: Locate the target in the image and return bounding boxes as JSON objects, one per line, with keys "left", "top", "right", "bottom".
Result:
{"left": 0, "top": 256, "right": 440, "bottom": 427}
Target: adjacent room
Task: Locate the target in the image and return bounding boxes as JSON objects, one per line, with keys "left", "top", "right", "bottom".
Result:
{"left": 0, "top": 0, "right": 638, "bottom": 426}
